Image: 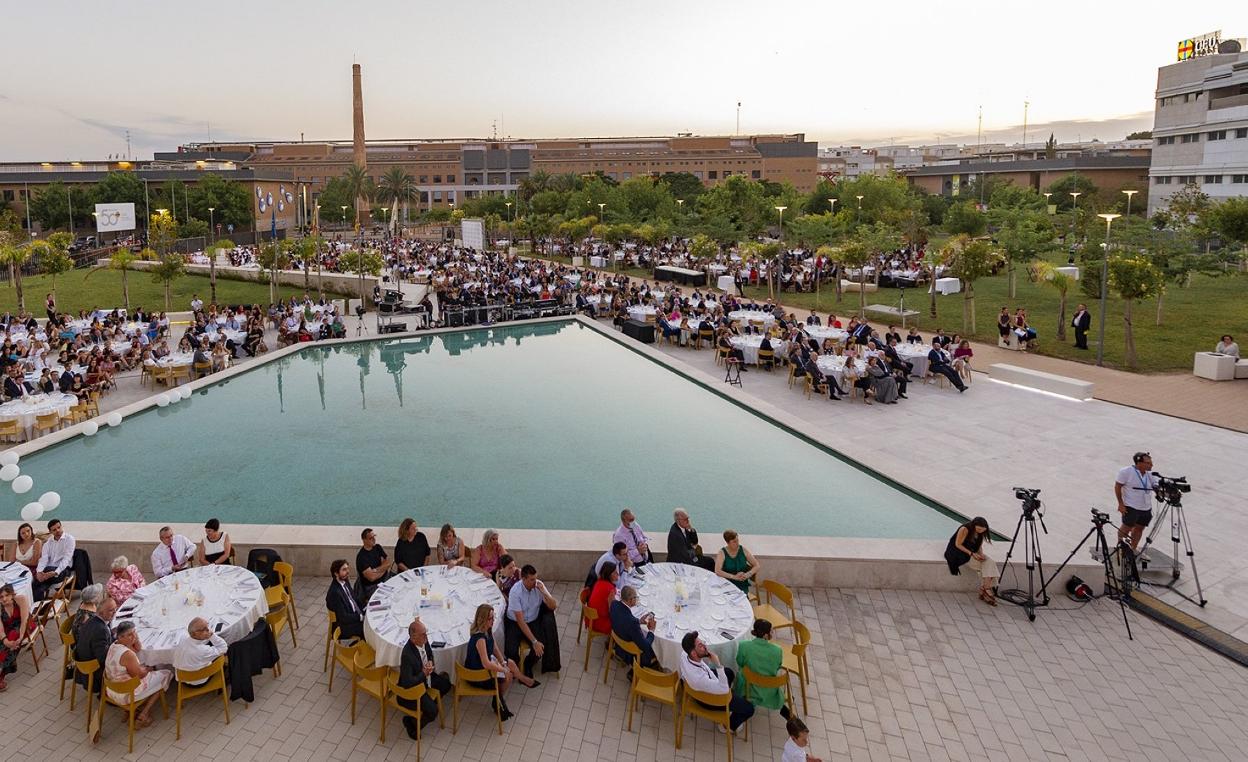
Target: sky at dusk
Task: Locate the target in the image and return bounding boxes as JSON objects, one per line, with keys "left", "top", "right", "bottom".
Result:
{"left": 1, "top": 0, "right": 1239, "bottom": 160}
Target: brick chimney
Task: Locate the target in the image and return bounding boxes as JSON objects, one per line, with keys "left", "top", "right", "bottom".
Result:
{"left": 352, "top": 63, "right": 366, "bottom": 170}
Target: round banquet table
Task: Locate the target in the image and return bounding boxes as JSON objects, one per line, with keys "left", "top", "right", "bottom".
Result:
{"left": 155, "top": 352, "right": 195, "bottom": 368}
{"left": 896, "top": 344, "right": 931, "bottom": 378}
{"left": 364, "top": 566, "right": 506, "bottom": 671}
{"left": 0, "top": 392, "right": 76, "bottom": 429}
{"left": 627, "top": 306, "right": 658, "bottom": 323}
{"left": 716, "top": 275, "right": 736, "bottom": 292}
{"left": 815, "top": 355, "right": 849, "bottom": 387}
{"left": 804, "top": 325, "right": 848, "bottom": 343}
{"left": 729, "top": 335, "right": 788, "bottom": 365}
{"left": 0, "top": 563, "right": 34, "bottom": 607}
{"left": 728, "top": 310, "right": 776, "bottom": 327}
{"left": 116, "top": 565, "right": 269, "bottom": 666}
{"left": 630, "top": 563, "right": 754, "bottom": 669}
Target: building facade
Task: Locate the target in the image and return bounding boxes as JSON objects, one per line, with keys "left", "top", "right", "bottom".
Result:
{"left": 178, "top": 133, "right": 820, "bottom": 209}
{"left": 1148, "top": 44, "right": 1248, "bottom": 214}
{"left": 905, "top": 156, "right": 1150, "bottom": 198}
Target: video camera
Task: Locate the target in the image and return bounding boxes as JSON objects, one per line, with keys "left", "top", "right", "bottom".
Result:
{"left": 1013, "top": 487, "right": 1043, "bottom": 514}
{"left": 1153, "top": 474, "right": 1191, "bottom": 504}
{"left": 1090, "top": 508, "right": 1111, "bottom": 524}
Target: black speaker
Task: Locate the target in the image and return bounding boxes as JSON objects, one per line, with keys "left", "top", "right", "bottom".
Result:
{"left": 381, "top": 322, "right": 407, "bottom": 334}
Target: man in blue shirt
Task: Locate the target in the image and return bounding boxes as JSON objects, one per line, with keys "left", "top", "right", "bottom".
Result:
{"left": 504, "top": 564, "right": 562, "bottom": 677}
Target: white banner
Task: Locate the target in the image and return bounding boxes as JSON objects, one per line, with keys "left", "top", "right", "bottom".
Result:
{"left": 461, "top": 218, "right": 485, "bottom": 251}
{"left": 94, "top": 203, "right": 136, "bottom": 232}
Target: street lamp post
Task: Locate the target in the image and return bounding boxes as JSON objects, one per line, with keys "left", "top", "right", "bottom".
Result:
{"left": 505, "top": 201, "right": 512, "bottom": 223}
{"left": 598, "top": 202, "right": 605, "bottom": 222}
{"left": 208, "top": 207, "right": 215, "bottom": 245}
{"left": 340, "top": 206, "right": 348, "bottom": 230}
{"left": 1043, "top": 192, "right": 1052, "bottom": 213}
{"left": 828, "top": 198, "right": 837, "bottom": 215}
{"left": 855, "top": 194, "right": 864, "bottom": 224}
{"left": 67, "top": 184, "right": 74, "bottom": 238}
{"left": 1068, "top": 191, "right": 1082, "bottom": 261}
{"left": 1122, "top": 189, "right": 1138, "bottom": 218}
{"left": 1095, "top": 213, "right": 1120, "bottom": 367}
{"left": 773, "top": 205, "right": 787, "bottom": 300}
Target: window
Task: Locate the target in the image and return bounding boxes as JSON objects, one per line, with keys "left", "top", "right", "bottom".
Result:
{"left": 447, "top": 175, "right": 456, "bottom": 183}
{"left": 751, "top": 169, "right": 761, "bottom": 179}
{"left": 1208, "top": 130, "right": 1227, "bottom": 141}
{"left": 693, "top": 171, "right": 703, "bottom": 180}
{"left": 433, "top": 175, "right": 442, "bottom": 183}
{"left": 1177, "top": 175, "right": 1195, "bottom": 184}
{"left": 1231, "top": 175, "right": 1247, "bottom": 184}
{"left": 419, "top": 175, "right": 428, "bottom": 183}
{"left": 1179, "top": 133, "right": 1200, "bottom": 143}
{"left": 708, "top": 170, "right": 718, "bottom": 179}
{"left": 1157, "top": 136, "right": 1175, "bottom": 145}
{"left": 432, "top": 191, "right": 442, "bottom": 202}
{"left": 1204, "top": 175, "right": 1222, "bottom": 184}
{"left": 1154, "top": 176, "right": 1172, "bottom": 185}
{"left": 1237, "top": 128, "right": 1248, "bottom": 139}
{"left": 1, "top": 190, "right": 12, "bottom": 201}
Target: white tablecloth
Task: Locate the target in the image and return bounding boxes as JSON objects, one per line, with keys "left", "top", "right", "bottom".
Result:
{"left": 364, "top": 566, "right": 506, "bottom": 671}
{"left": 729, "top": 336, "right": 788, "bottom": 365}
{"left": 627, "top": 306, "right": 658, "bottom": 323}
{"left": 629, "top": 563, "right": 753, "bottom": 669}
{"left": 1056, "top": 266, "right": 1080, "bottom": 280}
{"left": 0, "top": 562, "right": 34, "bottom": 607}
{"left": 933, "top": 277, "right": 961, "bottom": 295}
{"left": 728, "top": 310, "right": 776, "bottom": 327}
{"left": 117, "top": 565, "right": 268, "bottom": 666}
{"left": 0, "top": 392, "right": 76, "bottom": 429}
{"left": 590, "top": 256, "right": 607, "bottom": 268}
{"left": 897, "top": 344, "right": 932, "bottom": 377}
{"left": 815, "top": 355, "right": 849, "bottom": 387}
{"left": 717, "top": 275, "right": 736, "bottom": 292}
{"left": 154, "top": 352, "right": 195, "bottom": 369}
{"left": 804, "top": 326, "right": 848, "bottom": 343}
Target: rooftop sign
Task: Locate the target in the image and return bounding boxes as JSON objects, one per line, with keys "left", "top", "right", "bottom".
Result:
{"left": 1177, "top": 30, "right": 1221, "bottom": 61}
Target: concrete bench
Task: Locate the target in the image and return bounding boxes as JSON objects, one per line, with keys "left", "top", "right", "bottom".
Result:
{"left": 989, "top": 363, "right": 1094, "bottom": 399}
{"left": 997, "top": 332, "right": 1025, "bottom": 351}
{"left": 840, "top": 279, "right": 878, "bottom": 293}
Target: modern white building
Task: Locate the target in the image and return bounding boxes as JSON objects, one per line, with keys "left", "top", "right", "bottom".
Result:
{"left": 1148, "top": 40, "right": 1248, "bottom": 215}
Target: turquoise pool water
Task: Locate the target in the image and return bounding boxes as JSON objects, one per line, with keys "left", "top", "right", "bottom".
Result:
{"left": 17, "top": 320, "right": 960, "bottom": 539}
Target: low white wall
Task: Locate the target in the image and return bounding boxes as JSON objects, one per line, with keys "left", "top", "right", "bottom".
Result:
{"left": 99, "top": 258, "right": 378, "bottom": 301}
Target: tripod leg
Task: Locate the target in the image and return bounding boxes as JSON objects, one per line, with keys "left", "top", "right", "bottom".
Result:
{"left": 1176, "top": 508, "right": 1208, "bottom": 607}
{"left": 995, "top": 514, "right": 1027, "bottom": 597}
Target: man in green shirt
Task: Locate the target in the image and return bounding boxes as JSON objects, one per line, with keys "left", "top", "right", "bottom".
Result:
{"left": 734, "top": 619, "right": 791, "bottom": 719}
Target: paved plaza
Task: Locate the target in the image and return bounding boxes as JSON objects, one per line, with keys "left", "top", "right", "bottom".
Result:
{"left": 5, "top": 577, "right": 1247, "bottom": 761}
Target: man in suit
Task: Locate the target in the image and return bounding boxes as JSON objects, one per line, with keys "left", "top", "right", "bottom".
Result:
{"left": 2, "top": 372, "right": 30, "bottom": 400}
{"left": 851, "top": 320, "right": 872, "bottom": 346}
{"left": 666, "top": 509, "right": 715, "bottom": 571}
{"left": 609, "top": 585, "right": 658, "bottom": 669}
{"left": 325, "top": 559, "right": 365, "bottom": 640}
{"left": 805, "top": 311, "right": 821, "bottom": 326}
{"left": 928, "top": 344, "right": 967, "bottom": 392}
{"left": 1071, "top": 303, "right": 1091, "bottom": 350}
{"left": 397, "top": 619, "right": 453, "bottom": 739}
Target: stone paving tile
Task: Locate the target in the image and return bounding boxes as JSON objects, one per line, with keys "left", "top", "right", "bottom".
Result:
{"left": 4, "top": 577, "right": 1246, "bottom": 761}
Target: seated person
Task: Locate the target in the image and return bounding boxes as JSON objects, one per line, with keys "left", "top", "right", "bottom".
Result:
{"left": 585, "top": 562, "right": 618, "bottom": 636}
{"left": 1214, "top": 334, "right": 1240, "bottom": 358}
{"left": 609, "top": 584, "right": 658, "bottom": 670}
{"left": 105, "top": 555, "right": 146, "bottom": 606}
{"left": 103, "top": 622, "right": 172, "bottom": 734}
{"left": 397, "top": 618, "right": 453, "bottom": 739}
{"left": 678, "top": 631, "right": 754, "bottom": 732}
{"left": 71, "top": 584, "right": 110, "bottom": 695}
{"left": 504, "top": 564, "right": 562, "bottom": 676}
{"left": 172, "top": 617, "right": 228, "bottom": 684}
{"left": 325, "top": 559, "right": 365, "bottom": 639}
{"left": 355, "top": 527, "right": 391, "bottom": 601}
{"left": 586, "top": 541, "right": 633, "bottom": 589}
{"left": 197, "top": 518, "right": 232, "bottom": 565}
{"left": 927, "top": 343, "right": 968, "bottom": 392}
{"left": 715, "top": 530, "right": 760, "bottom": 595}
{"left": 666, "top": 509, "right": 715, "bottom": 571}
{"left": 734, "top": 619, "right": 792, "bottom": 719}
{"left": 151, "top": 525, "right": 194, "bottom": 578}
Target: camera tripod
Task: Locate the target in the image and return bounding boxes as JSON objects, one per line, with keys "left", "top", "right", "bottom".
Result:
{"left": 1138, "top": 490, "right": 1207, "bottom": 607}
{"left": 1042, "top": 510, "right": 1133, "bottom": 640}
{"left": 997, "top": 489, "right": 1049, "bottom": 622}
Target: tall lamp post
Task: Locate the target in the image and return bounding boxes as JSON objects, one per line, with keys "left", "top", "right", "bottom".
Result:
{"left": 598, "top": 202, "right": 606, "bottom": 222}
{"left": 1043, "top": 192, "right": 1052, "bottom": 214}
{"left": 828, "top": 198, "right": 837, "bottom": 215}
{"left": 773, "top": 205, "right": 787, "bottom": 300}
{"left": 1068, "top": 191, "right": 1082, "bottom": 262}
{"left": 1095, "top": 213, "right": 1120, "bottom": 367}
{"left": 67, "top": 184, "right": 75, "bottom": 238}
{"left": 208, "top": 207, "right": 215, "bottom": 245}
{"left": 1122, "top": 189, "right": 1138, "bottom": 218}
{"left": 855, "top": 194, "right": 864, "bottom": 224}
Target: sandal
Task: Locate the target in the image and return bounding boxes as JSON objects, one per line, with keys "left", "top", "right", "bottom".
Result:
{"left": 979, "top": 589, "right": 998, "bottom": 607}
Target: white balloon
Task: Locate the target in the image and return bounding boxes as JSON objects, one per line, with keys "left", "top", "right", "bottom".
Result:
{"left": 168, "top": 391, "right": 180, "bottom": 404}
{"left": 83, "top": 421, "right": 99, "bottom": 436}
{"left": 107, "top": 413, "right": 123, "bottom": 427}
{"left": 38, "top": 491, "right": 61, "bottom": 511}
{"left": 181, "top": 387, "right": 193, "bottom": 400}
{"left": 0, "top": 464, "right": 18, "bottom": 482}
{"left": 20, "top": 502, "right": 43, "bottom": 522}
{"left": 155, "top": 394, "right": 170, "bottom": 407}
{"left": 12, "top": 475, "right": 33, "bottom": 494}
{"left": 0, "top": 451, "right": 18, "bottom": 466}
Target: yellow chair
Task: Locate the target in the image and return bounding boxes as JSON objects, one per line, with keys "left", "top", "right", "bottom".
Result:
{"left": 581, "top": 604, "right": 609, "bottom": 672}
{"left": 193, "top": 360, "right": 214, "bottom": 378}
{"left": 139, "top": 365, "right": 153, "bottom": 387}
{"left": 64, "top": 404, "right": 90, "bottom": 425}
{"left": 752, "top": 579, "right": 797, "bottom": 634}
{"left": 740, "top": 666, "right": 794, "bottom": 741}
{"left": 174, "top": 654, "right": 229, "bottom": 740}
{"left": 575, "top": 588, "right": 590, "bottom": 645}
{"left": 351, "top": 651, "right": 389, "bottom": 729}
{"left": 679, "top": 684, "right": 738, "bottom": 761}
{"left": 323, "top": 611, "right": 338, "bottom": 672}
{"left": 757, "top": 348, "right": 775, "bottom": 371}
{"left": 151, "top": 366, "right": 172, "bottom": 387}
{"left": 99, "top": 673, "right": 169, "bottom": 753}
{"left": 714, "top": 344, "right": 731, "bottom": 367}
{"left": 34, "top": 412, "right": 62, "bottom": 436}
{"left": 58, "top": 617, "right": 76, "bottom": 701}
{"left": 787, "top": 363, "right": 801, "bottom": 388}
{"left": 327, "top": 628, "right": 363, "bottom": 693}
{"left": 627, "top": 665, "right": 680, "bottom": 745}
{"left": 169, "top": 364, "right": 192, "bottom": 386}
{"left": 385, "top": 673, "right": 444, "bottom": 761}
{"left": 0, "top": 419, "right": 21, "bottom": 443}
{"left": 603, "top": 631, "right": 641, "bottom": 685}
{"left": 70, "top": 658, "right": 101, "bottom": 727}
{"left": 265, "top": 596, "right": 296, "bottom": 670}
{"left": 86, "top": 390, "right": 101, "bottom": 417}
{"left": 272, "top": 561, "right": 298, "bottom": 629}
{"left": 453, "top": 662, "right": 503, "bottom": 736}
{"left": 781, "top": 620, "right": 812, "bottom": 714}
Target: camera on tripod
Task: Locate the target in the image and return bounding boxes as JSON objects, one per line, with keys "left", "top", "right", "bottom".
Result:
{"left": 1153, "top": 474, "right": 1191, "bottom": 504}
{"left": 1090, "top": 508, "right": 1111, "bottom": 524}
{"left": 1013, "top": 487, "right": 1042, "bottom": 514}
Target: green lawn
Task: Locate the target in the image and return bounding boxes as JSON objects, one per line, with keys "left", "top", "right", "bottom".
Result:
{"left": 1, "top": 270, "right": 346, "bottom": 315}
{"left": 741, "top": 257, "right": 1245, "bottom": 373}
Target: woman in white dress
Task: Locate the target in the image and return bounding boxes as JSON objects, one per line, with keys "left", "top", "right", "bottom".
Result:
{"left": 103, "top": 621, "right": 172, "bottom": 730}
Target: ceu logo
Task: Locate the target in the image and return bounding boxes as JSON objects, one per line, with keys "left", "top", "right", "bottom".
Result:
{"left": 257, "top": 185, "right": 295, "bottom": 214}
{"left": 1177, "top": 39, "right": 1195, "bottom": 60}
{"left": 98, "top": 210, "right": 123, "bottom": 228}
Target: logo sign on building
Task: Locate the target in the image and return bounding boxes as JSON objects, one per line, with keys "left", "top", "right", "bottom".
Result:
{"left": 1177, "top": 30, "right": 1221, "bottom": 61}
{"left": 94, "top": 203, "right": 136, "bottom": 232}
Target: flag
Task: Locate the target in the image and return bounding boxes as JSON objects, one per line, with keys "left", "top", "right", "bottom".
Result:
{"left": 271, "top": 206, "right": 277, "bottom": 241}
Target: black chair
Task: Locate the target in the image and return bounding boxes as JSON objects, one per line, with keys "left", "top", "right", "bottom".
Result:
{"left": 246, "top": 548, "right": 282, "bottom": 588}
{"left": 71, "top": 549, "right": 94, "bottom": 589}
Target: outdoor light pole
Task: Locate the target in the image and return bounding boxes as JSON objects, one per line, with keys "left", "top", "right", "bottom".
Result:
{"left": 855, "top": 194, "right": 864, "bottom": 225}
{"left": 67, "top": 184, "right": 74, "bottom": 238}
{"left": 1122, "top": 189, "right": 1138, "bottom": 218}
{"left": 828, "top": 198, "right": 837, "bottom": 215}
{"left": 598, "top": 202, "right": 606, "bottom": 222}
{"left": 1043, "top": 192, "right": 1052, "bottom": 214}
{"left": 1095, "top": 213, "right": 1120, "bottom": 367}
{"left": 208, "top": 207, "right": 215, "bottom": 245}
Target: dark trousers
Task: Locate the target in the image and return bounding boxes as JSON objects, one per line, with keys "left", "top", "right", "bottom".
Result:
{"left": 693, "top": 668, "right": 755, "bottom": 731}
{"left": 932, "top": 363, "right": 966, "bottom": 390}
{"left": 614, "top": 632, "right": 658, "bottom": 670}
{"left": 688, "top": 556, "right": 715, "bottom": 573}
{"left": 1074, "top": 326, "right": 1088, "bottom": 349}
{"left": 33, "top": 567, "right": 70, "bottom": 601}
{"left": 504, "top": 604, "right": 562, "bottom": 675}
{"left": 399, "top": 672, "right": 451, "bottom": 727}
{"left": 335, "top": 619, "right": 364, "bottom": 641}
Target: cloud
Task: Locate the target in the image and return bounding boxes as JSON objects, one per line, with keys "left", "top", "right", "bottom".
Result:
{"left": 823, "top": 111, "right": 1156, "bottom": 148}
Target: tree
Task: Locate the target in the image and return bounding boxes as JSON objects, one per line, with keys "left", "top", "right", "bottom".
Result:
{"left": 658, "top": 172, "right": 704, "bottom": 204}
{"left": 995, "top": 210, "right": 1056, "bottom": 298}
{"left": 0, "top": 241, "right": 33, "bottom": 311}
{"left": 317, "top": 177, "right": 354, "bottom": 224}
{"left": 940, "top": 235, "right": 1003, "bottom": 334}
{"left": 256, "top": 240, "right": 292, "bottom": 305}
{"left": 1107, "top": 255, "right": 1166, "bottom": 369}
{"left": 148, "top": 212, "right": 178, "bottom": 256}
{"left": 376, "top": 168, "right": 418, "bottom": 227}
{"left": 178, "top": 218, "right": 209, "bottom": 240}
{"left": 185, "top": 173, "right": 253, "bottom": 230}
{"left": 1204, "top": 196, "right": 1248, "bottom": 265}
{"left": 943, "top": 201, "right": 987, "bottom": 237}
{"left": 205, "top": 237, "right": 235, "bottom": 304}
{"left": 149, "top": 249, "right": 185, "bottom": 310}
{"left": 29, "top": 181, "right": 92, "bottom": 231}
{"left": 342, "top": 165, "right": 375, "bottom": 228}
{"left": 1125, "top": 130, "right": 1153, "bottom": 141}
{"left": 831, "top": 235, "right": 873, "bottom": 317}
{"left": 39, "top": 232, "right": 75, "bottom": 300}
{"left": 91, "top": 248, "right": 138, "bottom": 310}
{"left": 1045, "top": 133, "right": 1057, "bottom": 160}
{"left": 1044, "top": 174, "right": 1099, "bottom": 212}
{"left": 291, "top": 236, "right": 321, "bottom": 294}
{"left": 338, "top": 248, "right": 384, "bottom": 304}
{"left": 786, "top": 212, "right": 843, "bottom": 248}
{"left": 1030, "top": 261, "right": 1076, "bottom": 341}
{"left": 91, "top": 171, "right": 146, "bottom": 213}
{"left": 695, "top": 176, "right": 772, "bottom": 240}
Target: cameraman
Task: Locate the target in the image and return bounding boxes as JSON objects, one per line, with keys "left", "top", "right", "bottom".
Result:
{"left": 1115, "top": 452, "right": 1157, "bottom": 551}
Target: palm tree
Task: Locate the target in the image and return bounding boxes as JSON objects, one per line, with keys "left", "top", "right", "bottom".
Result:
{"left": 86, "top": 248, "right": 138, "bottom": 310}
{"left": 1031, "top": 261, "right": 1075, "bottom": 341}
{"left": 376, "top": 168, "right": 418, "bottom": 228}
{"left": 342, "top": 165, "right": 375, "bottom": 229}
